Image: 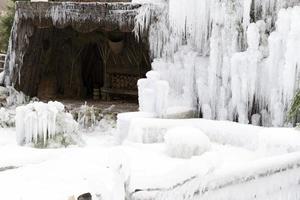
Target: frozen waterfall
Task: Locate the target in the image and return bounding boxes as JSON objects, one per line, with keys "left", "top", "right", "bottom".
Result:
{"left": 136, "top": 0, "right": 300, "bottom": 126}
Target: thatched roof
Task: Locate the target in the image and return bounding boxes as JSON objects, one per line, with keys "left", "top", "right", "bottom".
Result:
{"left": 16, "top": 1, "right": 141, "bottom": 32}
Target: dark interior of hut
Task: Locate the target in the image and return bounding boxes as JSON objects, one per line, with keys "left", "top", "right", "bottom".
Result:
{"left": 19, "top": 26, "right": 151, "bottom": 102}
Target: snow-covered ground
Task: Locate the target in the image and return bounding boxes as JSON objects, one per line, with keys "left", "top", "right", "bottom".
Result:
{"left": 1, "top": 116, "right": 300, "bottom": 200}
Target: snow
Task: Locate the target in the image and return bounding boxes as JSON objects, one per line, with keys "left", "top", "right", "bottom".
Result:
{"left": 164, "top": 127, "right": 211, "bottom": 159}
{"left": 2, "top": 114, "right": 300, "bottom": 199}
{"left": 257, "top": 128, "right": 300, "bottom": 156}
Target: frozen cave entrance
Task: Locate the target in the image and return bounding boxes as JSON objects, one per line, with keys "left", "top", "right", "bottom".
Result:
{"left": 3, "top": 1, "right": 151, "bottom": 102}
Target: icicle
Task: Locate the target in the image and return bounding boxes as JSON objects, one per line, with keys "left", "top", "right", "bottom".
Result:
{"left": 141, "top": 2, "right": 300, "bottom": 126}
{"left": 15, "top": 101, "right": 78, "bottom": 146}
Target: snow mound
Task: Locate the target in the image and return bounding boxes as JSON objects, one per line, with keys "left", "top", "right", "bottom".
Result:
{"left": 16, "top": 101, "right": 80, "bottom": 147}
{"left": 164, "top": 127, "right": 211, "bottom": 159}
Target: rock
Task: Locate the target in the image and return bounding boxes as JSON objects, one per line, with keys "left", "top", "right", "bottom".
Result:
{"left": 77, "top": 193, "right": 92, "bottom": 200}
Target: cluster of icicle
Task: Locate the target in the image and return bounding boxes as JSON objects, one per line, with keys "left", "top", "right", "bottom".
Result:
{"left": 136, "top": 0, "right": 300, "bottom": 126}
{"left": 16, "top": 101, "right": 78, "bottom": 145}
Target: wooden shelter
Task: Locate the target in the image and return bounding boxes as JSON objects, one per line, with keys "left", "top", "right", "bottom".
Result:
{"left": 1, "top": 1, "right": 151, "bottom": 100}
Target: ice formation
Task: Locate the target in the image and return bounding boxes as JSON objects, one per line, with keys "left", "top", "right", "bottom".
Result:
{"left": 76, "top": 103, "right": 97, "bottom": 131}
{"left": 117, "top": 111, "right": 155, "bottom": 144}
{"left": 5, "top": 86, "right": 28, "bottom": 106}
{"left": 136, "top": 0, "right": 300, "bottom": 126}
{"left": 134, "top": 152, "right": 300, "bottom": 200}
{"left": 16, "top": 101, "right": 78, "bottom": 146}
{"left": 138, "top": 71, "right": 169, "bottom": 117}
{"left": 164, "top": 127, "right": 211, "bottom": 159}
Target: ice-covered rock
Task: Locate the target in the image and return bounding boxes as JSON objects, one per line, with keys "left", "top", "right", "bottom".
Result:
{"left": 117, "top": 111, "right": 155, "bottom": 144}
{"left": 164, "top": 127, "right": 211, "bottom": 159}
{"left": 16, "top": 101, "right": 80, "bottom": 147}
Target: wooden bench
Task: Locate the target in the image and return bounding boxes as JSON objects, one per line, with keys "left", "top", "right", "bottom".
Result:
{"left": 101, "top": 87, "right": 137, "bottom": 100}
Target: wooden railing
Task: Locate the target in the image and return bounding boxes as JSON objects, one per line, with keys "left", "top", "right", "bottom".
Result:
{"left": 0, "top": 53, "right": 6, "bottom": 73}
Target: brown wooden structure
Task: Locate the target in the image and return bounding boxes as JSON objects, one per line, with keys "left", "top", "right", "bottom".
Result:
{"left": 1, "top": 1, "right": 151, "bottom": 101}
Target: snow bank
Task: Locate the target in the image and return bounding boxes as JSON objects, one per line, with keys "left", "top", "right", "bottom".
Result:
{"left": 16, "top": 101, "right": 79, "bottom": 147}
{"left": 140, "top": 152, "right": 300, "bottom": 200}
{"left": 257, "top": 128, "right": 300, "bottom": 156}
{"left": 164, "top": 127, "right": 211, "bottom": 159}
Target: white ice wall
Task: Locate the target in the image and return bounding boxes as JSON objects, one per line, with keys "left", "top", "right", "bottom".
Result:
{"left": 136, "top": 0, "right": 300, "bottom": 126}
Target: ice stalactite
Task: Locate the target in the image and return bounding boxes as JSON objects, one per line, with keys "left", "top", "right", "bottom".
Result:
{"left": 151, "top": 47, "right": 200, "bottom": 114}
{"left": 230, "top": 22, "right": 262, "bottom": 124}
{"left": 263, "top": 7, "right": 300, "bottom": 126}
{"left": 136, "top": 0, "right": 300, "bottom": 126}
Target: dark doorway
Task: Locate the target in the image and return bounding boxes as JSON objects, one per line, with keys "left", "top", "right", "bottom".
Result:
{"left": 80, "top": 43, "right": 103, "bottom": 99}
{"left": 20, "top": 26, "right": 151, "bottom": 101}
